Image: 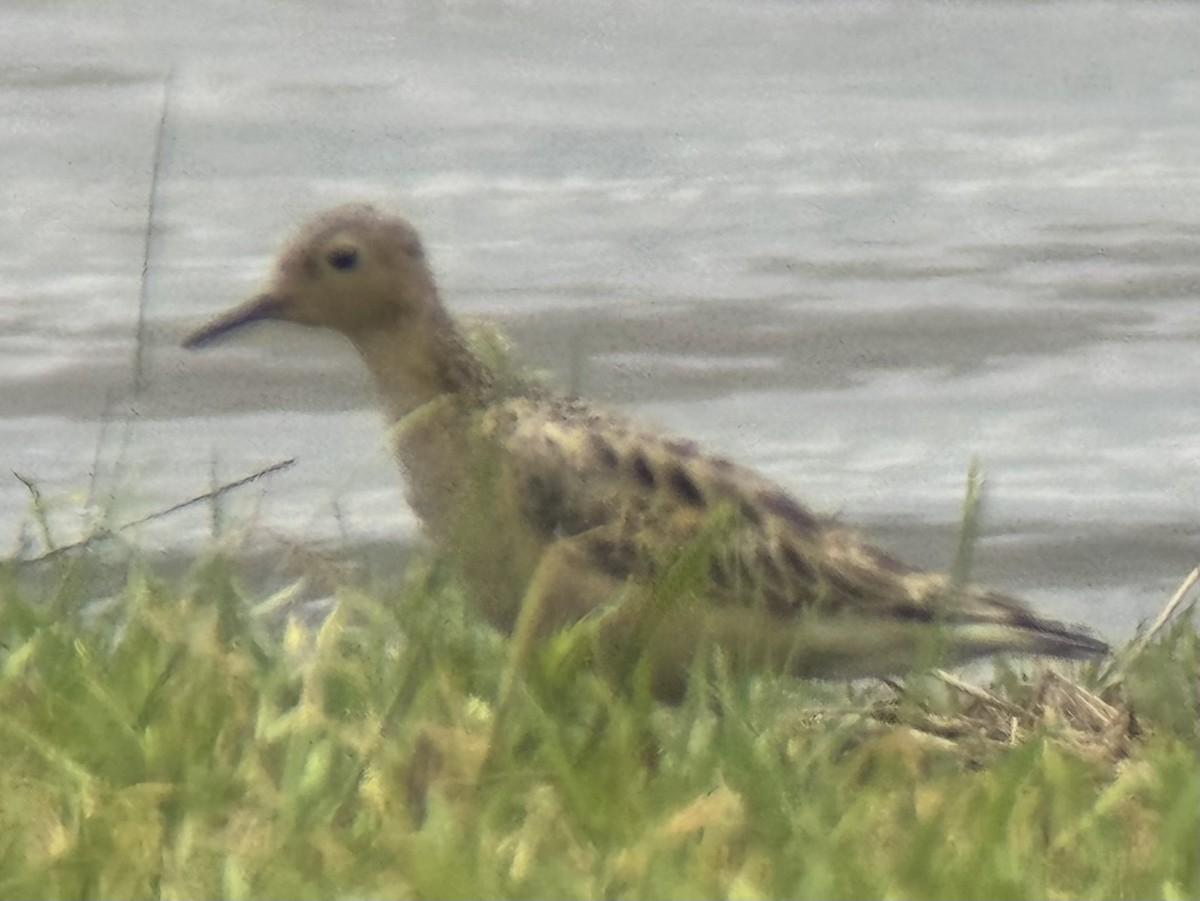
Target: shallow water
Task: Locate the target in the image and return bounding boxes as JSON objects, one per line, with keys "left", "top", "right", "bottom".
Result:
{"left": 2, "top": 0, "right": 1198, "bottom": 639}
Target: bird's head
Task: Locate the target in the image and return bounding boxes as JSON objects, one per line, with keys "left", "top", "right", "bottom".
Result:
{"left": 183, "top": 203, "right": 438, "bottom": 349}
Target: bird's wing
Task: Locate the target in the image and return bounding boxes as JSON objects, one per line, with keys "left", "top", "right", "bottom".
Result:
{"left": 474, "top": 393, "right": 1109, "bottom": 675}
{"left": 485, "top": 395, "right": 1105, "bottom": 653}
{"left": 485, "top": 395, "right": 923, "bottom": 610}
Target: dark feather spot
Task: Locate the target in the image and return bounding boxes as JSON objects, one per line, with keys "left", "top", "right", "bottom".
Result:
{"left": 586, "top": 537, "right": 634, "bottom": 578}
{"left": 523, "top": 472, "right": 564, "bottom": 537}
{"left": 826, "top": 571, "right": 873, "bottom": 602}
{"left": 761, "top": 586, "right": 793, "bottom": 616}
{"left": 868, "top": 548, "right": 913, "bottom": 575}
{"left": 709, "top": 557, "right": 731, "bottom": 590}
{"left": 663, "top": 438, "right": 699, "bottom": 459}
{"left": 739, "top": 499, "right": 763, "bottom": 529}
{"left": 588, "top": 432, "right": 620, "bottom": 469}
{"left": 667, "top": 465, "right": 705, "bottom": 507}
{"left": 890, "top": 604, "right": 935, "bottom": 623}
{"left": 760, "top": 491, "right": 819, "bottom": 533}
{"left": 780, "top": 543, "right": 816, "bottom": 583}
{"left": 755, "top": 547, "right": 783, "bottom": 585}
{"left": 630, "top": 452, "right": 656, "bottom": 490}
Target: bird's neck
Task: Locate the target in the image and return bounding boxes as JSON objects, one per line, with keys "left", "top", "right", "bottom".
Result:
{"left": 348, "top": 301, "right": 493, "bottom": 423}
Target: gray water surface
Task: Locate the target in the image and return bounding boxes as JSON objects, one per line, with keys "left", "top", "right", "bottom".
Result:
{"left": 2, "top": 0, "right": 1198, "bottom": 639}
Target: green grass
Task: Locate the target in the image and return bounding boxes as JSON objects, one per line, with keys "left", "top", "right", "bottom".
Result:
{"left": 1, "top": 538, "right": 1196, "bottom": 900}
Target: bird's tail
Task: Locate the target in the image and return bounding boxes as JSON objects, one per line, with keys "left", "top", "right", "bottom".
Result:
{"left": 606, "top": 586, "right": 1110, "bottom": 691}
{"left": 931, "top": 587, "right": 1109, "bottom": 665}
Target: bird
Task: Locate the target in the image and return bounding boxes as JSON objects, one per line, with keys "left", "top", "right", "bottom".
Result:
{"left": 183, "top": 203, "right": 1108, "bottom": 700}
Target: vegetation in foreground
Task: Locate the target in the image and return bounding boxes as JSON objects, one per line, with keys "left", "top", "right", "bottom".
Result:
{"left": 1, "top": 526, "right": 1196, "bottom": 901}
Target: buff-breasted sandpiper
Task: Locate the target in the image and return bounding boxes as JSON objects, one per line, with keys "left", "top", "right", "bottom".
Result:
{"left": 183, "top": 204, "right": 1107, "bottom": 699}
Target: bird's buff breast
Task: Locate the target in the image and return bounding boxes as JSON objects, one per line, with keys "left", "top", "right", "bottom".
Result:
{"left": 385, "top": 397, "right": 555, "bottom": 633}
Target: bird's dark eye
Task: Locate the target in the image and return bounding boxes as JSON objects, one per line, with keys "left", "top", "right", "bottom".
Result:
{"left": 327, "top": 246, "right": 359, "bottom": 271}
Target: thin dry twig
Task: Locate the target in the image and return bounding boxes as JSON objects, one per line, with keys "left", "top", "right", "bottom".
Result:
{"left": 1097, "top": 565, "right": 1200, "bottom": 688}
{"left": 18, "top": 457, "right": 296, "bottom": 564}
{"left": 935, "top": 668, "right": 1025, "bottom": 718}
{"left": 13, "top": 470, "right": 56, "bottom": 552}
